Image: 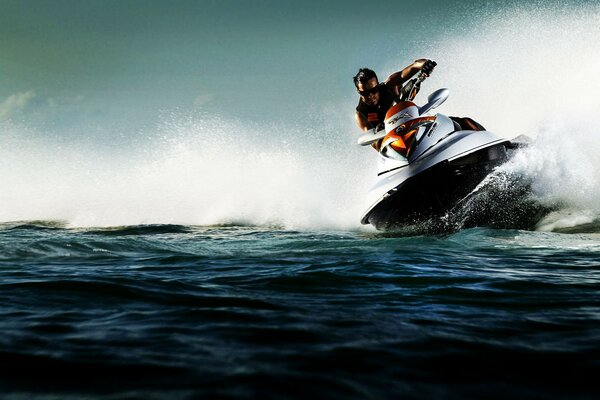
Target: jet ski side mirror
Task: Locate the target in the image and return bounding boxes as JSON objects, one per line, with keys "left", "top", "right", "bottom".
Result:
{"left": 418, "top": 88, "right": 449, "bottom": 115}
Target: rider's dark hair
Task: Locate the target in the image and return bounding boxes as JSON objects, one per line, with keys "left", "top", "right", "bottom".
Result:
{"left": 353, "top": 68, "right": 378, "bottom": 88}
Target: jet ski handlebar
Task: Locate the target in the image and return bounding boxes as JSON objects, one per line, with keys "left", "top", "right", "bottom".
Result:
{"left": 400, "top": 74, "right": 426, "bottom": 102}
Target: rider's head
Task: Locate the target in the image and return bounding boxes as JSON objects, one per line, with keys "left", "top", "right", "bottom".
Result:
{"left": 354, "top": 68, "right": 381, "bottom": 106}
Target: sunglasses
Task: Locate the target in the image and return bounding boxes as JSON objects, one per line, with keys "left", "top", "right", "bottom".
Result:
{"left": 358, "top": 85, "right": 380, "bottom": 97}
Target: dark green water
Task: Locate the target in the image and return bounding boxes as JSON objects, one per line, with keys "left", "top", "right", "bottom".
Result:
{"left": 1, "top": 222, "right": 598, "bottom": 399}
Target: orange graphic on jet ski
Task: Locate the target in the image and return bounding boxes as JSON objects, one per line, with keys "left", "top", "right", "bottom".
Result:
{"left": 381, "top": 101, "right": 435, "bottom": 157}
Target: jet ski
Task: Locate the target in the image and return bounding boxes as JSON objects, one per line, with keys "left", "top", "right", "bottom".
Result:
{"left": 358, "top": 78, "right": 516, "bottom": 231}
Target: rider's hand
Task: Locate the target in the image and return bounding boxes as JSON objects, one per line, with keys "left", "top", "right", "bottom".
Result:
{"left": 421, "top": 60, "right": 437, "bottom": 77}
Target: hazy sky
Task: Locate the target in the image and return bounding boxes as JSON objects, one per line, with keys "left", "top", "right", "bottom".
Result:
{"left": 0, "top": 0, "right": 474, "bottom": 130}
{"left": 0, "top": 0, "right": 594, "bottom": 135}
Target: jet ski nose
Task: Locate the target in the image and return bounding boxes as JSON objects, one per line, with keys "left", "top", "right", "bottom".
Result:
{"left": 384, "top": 102, "right": 419, "bottom": 135}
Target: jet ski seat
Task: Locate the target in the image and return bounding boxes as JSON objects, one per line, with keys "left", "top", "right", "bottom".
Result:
{"left": 450, "top": 116, "right": 486, "bottom": 131}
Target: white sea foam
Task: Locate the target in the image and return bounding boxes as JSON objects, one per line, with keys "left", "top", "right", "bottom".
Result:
{"left": 399, "top": 3, "right": 600, "bottom": 231}
{"left": 403, "top": 3, "right": 600, "bottom": 137}
{"left": 0, "top": 115, "right": 370, "bottom": 229}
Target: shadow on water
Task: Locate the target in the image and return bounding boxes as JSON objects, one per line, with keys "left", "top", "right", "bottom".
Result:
{"left": 83, "top": 224, "right": 193, "bottom": 236}
{"left": 0, "top": 220, "right": 69, "bottom": 231}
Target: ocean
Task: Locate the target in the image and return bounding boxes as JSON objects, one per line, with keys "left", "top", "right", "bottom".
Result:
{"left": 0, "top": 223, "right": 598, "bottom": 399}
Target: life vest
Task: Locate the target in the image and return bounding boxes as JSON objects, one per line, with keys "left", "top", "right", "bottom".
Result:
{"left": 355, "top": 84, "right": 396, "bottom": 129}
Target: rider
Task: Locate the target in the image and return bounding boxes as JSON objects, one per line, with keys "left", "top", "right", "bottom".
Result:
{"left": 353, "top": 59, "right": 436, "bottom": 133}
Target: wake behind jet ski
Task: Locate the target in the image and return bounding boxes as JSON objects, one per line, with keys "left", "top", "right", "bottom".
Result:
{"left": 358, "top": 74, "right": 515, "bottom": 231}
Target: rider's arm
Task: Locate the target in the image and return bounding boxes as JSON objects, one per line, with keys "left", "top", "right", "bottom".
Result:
{"left": 355, "top": 111, "right": 371, "bottom": 131}
{"left": 385, "top": 59, "right": 429, "bottom": 95}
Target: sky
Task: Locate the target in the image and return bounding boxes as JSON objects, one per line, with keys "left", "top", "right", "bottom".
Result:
{"left": 0, "top": 0, "right": 598, "bottom": 137}
{"left": 0, "top": 0, "right": 489, "bottom": 133}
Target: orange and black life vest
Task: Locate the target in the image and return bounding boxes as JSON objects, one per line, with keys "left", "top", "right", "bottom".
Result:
{"left": 356, "top": 84, "right": 396, "bottom": 129}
